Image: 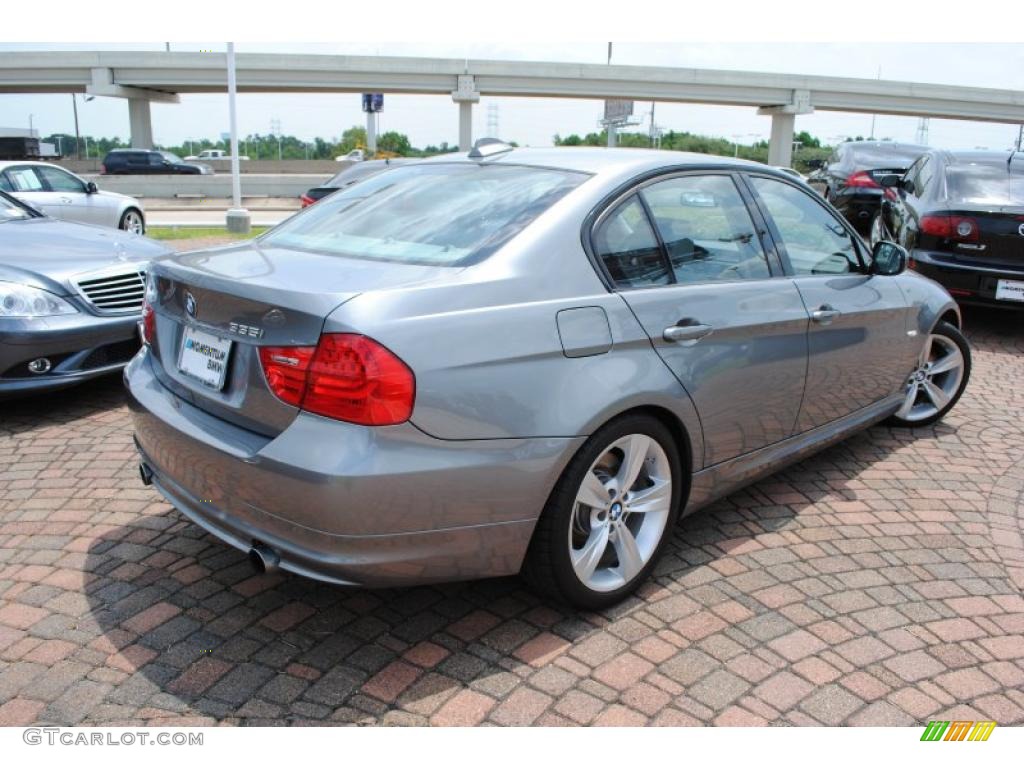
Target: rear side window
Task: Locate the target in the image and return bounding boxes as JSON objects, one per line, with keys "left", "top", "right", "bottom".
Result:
{"left": 0, "top": 174, "right": 12, "bottom": 192}
{"left": 641, "top": 175, "right": 770, "bottom": 283}
{"left": 262, "top": 163, "right": 587, "bottom": 266}
{"left": 6, "top": 167, "right": 43, "bottom": 192}
{"left": 946, "top": 161, "right": 1024, "bottom": 205}
{"left": 594, "top": 196, "right": 670, "bottom": 288}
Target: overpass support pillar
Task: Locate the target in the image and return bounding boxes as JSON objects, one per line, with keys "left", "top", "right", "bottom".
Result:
{"left": 767, "top": 112, "right": 795, "bottom": 167}
{"left": 452, "top": 75, "right": 480, "bottom": 152}
{"left": 758, "top": 90, "right": 813, "bottom": 169}
{"left": 128, "top": 99, "right": 154, "bottom": 149}
{"left": 88, "top": 66, "right": 178, "bottom": 149}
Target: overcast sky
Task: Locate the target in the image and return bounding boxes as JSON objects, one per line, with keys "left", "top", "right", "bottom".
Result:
{"left": 1, "top": 42, "right": 1022, "bottom": 152}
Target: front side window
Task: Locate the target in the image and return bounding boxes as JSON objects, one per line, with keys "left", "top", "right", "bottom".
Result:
{"left": 641, "top": 175, "right": 770, "bottom": 284}
{"left": 261, "top": 163, "right": 587, "bottom": 266}
{"left": 37, "top": 166, "right": 85, "bottom": 193}
{"left": 594, "top": 196, "right": 669, "bottom": 288}
{"left": 6, "top": 167, "right": 44, "bottom": 192}
{"left": 149, "top": 153, "right": 166, "bottom": 166}
{"left": 750, "top": 176, "right": 862, "bottom": 276}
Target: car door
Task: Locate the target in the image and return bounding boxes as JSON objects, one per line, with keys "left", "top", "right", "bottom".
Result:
{"left": 746, "top": 174, "right": 915, "bottom": 433}
{"left": 593, "top": 172, "right": 810, "bottom": 467}
{"left": 3, "top": 165, "right": 59, "bottom": 216}
{"left": 34, "top": 165, "right": 113, "bottom": 227}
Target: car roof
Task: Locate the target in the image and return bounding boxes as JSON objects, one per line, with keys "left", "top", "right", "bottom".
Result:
{"left": 416, "top": 146, "right": 770, "bottom": 177}
{"left": 841, "top": 141, "right": 929, "bottom": 153}
{"left": 0, "top": 160, "right": 78, "bottom": 171}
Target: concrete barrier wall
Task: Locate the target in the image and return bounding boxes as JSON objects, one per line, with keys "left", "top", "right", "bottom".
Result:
{"left": 61, "top": 159, "right": 347, "bottom": 175}
{"left": 79, "top": 173, "right": 332, "bottom": 199}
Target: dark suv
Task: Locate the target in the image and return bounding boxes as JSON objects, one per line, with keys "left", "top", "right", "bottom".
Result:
{"left": 101, "top": 150, "right": 212, "bottom": 175}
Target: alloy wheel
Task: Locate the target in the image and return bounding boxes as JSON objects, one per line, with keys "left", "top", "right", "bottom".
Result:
{"left": 895, "top": 332, "right": 965, "bottom": 423}
{"left": 121, "top": 211, "right": 144, "bottom": 234}
{"left": 568, "top": 433, "right": 672, "bottom": 592}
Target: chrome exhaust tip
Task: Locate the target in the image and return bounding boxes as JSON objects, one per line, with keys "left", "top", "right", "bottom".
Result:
{"left": 248, "top": 542, "right": 280, "bottom": 574}
{"left": 139, "top": 462, "right": 153, "bottom": 486}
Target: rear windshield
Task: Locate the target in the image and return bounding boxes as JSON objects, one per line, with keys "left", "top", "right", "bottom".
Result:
{"left": 262, "top": 163, "right": 588, "bottom": 266}
{"left": 325, "top": 163, "right": 393, "bottom": 188}
{"left": 848, "top": 145, "right": 926, "bottom": 169}
{"left": 946, "top": 160, "right": 1024, "bottom": 205}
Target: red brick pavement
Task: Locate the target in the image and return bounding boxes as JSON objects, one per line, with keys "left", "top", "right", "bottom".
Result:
{"left": 0, "top": 307, "right": 1022, "bottom": 726}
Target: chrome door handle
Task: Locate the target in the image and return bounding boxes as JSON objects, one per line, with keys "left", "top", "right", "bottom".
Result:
{"left": 60, "top": 197, "right": 73, "bottom": 203}
{"left": 811, "top": 306, "right": 841, "bottom": 325}
{"left": 663, "top": 323, "right": 713, "bottom": 343}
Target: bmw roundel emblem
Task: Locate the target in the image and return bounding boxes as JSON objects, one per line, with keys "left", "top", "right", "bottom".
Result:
{"left": 185, "top": 292, "right": 197, "bottom": 317}
{"left": 1018, "top": 223, "right": 1024, "bottom": 237}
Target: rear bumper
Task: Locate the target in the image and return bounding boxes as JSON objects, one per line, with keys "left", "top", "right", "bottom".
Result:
{"left": 125, "top": 349, "right": 582, "bottom": 587}
{"left": 910, "top": 250, "right": 1024, "bottom": 310}
{"left": 0, "top": 312, "right": 140, "bottom": 398}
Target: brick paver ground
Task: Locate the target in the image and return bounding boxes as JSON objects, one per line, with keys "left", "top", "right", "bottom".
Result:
{"left": 1, "top": 307, "right": 1022, "bottom": 726}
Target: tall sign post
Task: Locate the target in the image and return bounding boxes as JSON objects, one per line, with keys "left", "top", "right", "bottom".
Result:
{"left": 362, "top": 93, "right": 383, "bottom": 155}
{"left": 225, "top": 42, "right": 250, "bottom": 234}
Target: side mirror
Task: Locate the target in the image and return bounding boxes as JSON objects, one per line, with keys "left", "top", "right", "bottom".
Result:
{"left": 85, "top": 181, "right": 98, "bottom": 194}
{"left": 876, "top": 174, "right": 902, "bottom": 189}
{"left": 871, "top": 240, "right": 908, "bottom": 276}
{"left": 900, "top": 178, "right": 916, "bottom": 195}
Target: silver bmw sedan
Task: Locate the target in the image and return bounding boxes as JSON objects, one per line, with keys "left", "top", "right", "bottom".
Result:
{"left": 126, "top": 144, "right": 970, "bottom": 608}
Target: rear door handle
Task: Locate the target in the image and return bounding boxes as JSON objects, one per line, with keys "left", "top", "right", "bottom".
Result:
{"left": 811, "top": 305, "right": 841, "bottom": 325}
{"left": 663, "top": 323, "right": 713, "bottom": 343}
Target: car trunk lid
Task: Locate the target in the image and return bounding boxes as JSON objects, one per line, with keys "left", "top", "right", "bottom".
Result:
{"left": 147, "top": 240, "right": 455, "bottom": 436}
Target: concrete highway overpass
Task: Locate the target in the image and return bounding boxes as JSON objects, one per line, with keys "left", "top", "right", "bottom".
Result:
{"left": 2, "top": 50, "right": 1023, "bottom": 166}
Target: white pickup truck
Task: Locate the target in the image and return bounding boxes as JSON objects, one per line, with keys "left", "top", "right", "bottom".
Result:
{"left": 184, "top": 149, "right": 250, "bottom": 161}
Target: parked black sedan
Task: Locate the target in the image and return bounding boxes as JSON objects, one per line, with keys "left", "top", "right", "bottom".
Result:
{"left": 808, "top": 141, "right": 928, "bottom": 233}
{"left": 872, "top": 149, "right": 1024, "bottom": 309}
{"left": 300, "top": 158, "right": 412, "bottom": 207}
{"left": 0, "top": 189, "right": 171, "bottom": 397}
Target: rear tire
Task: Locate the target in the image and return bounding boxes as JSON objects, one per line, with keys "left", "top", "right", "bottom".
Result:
{"left": 119, "top": 208, "right": 145, "bottom": 235}
{"left": 885, "top": 321, "right": 970, "bottom": 428}
{"left": 522, "top": 414, "right": 684, "bottom": 610}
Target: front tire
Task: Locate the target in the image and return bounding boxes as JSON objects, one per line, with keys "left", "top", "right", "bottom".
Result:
{"left": 886, "top": 321, "right": 970, "bottom": 428}
{"left": 522, "top": 414, "right": 684, "bottom": 610}
{"left": 119, "top": 208, "right": 145, "bottom": 235}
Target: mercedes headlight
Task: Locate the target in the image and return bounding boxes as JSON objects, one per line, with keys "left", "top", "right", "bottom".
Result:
{"left": 0, "top": 282, "right": 78, "bottom": 318}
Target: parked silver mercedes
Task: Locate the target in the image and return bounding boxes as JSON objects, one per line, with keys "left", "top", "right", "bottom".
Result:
{"left": 126, "top": 145, "right": 970, "bottom": 608}
{"left": 0, "top": 190, "right": 169, "bottom": 398}
{"left": 0, "top": 161, "right": 146, "bottom": 233}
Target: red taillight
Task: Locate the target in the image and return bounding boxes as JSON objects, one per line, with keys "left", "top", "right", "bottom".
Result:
{"left": 299, "top": 193, "right": 315, "bottom": 208}
{"left": 141, "top": 299, "right": 156, "bottom": 345}
{"left": 846, "top": 170, "right": 879, "bottom": 189}
{"left": 258, "top": 345, "right": 315, "bottom": 407}
{"left": 100, "top": 164, "right": 107, "bottom": 174}
{"left": 920, "top": 215, "right": 980, "bottom": 242}
{"left": 258, "top": 334, "right": 415, "bottom": 426}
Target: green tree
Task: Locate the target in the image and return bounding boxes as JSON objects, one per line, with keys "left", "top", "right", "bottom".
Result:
{"left": 337, "top": 125, "right": 368, "bottom": 154}
{"left": 377, "top": 131, "right": 413, "bottom": 156}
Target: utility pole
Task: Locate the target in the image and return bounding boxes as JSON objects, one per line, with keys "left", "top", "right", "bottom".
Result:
{"left": 71, "top": 94, "right": 82, "bottom": 159}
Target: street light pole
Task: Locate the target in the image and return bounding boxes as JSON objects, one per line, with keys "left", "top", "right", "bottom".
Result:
{"left": 225, "top": 42, "right": 250, "bottom": 234}
{"left": 71, "top": 94, "right": 82, "bottom": 159}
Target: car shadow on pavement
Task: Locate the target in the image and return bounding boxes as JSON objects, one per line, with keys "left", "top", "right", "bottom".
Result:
{"left": 0, "top": 372, "right": 127, "bottom": 438}
{"left": 78, "top": 422, "right": 941, "bottom": 725}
